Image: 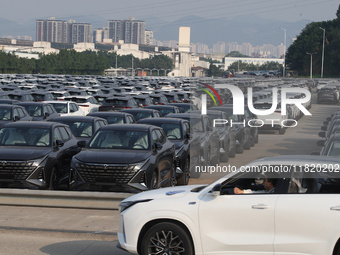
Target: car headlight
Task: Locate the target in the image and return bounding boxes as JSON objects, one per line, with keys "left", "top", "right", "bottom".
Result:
{"left": 71, "top": 157, "right": 82, "bottom": 169}
{"left": 119, "top": 199, "right": 153, "bottom": 213}
{"left": 131, "top": 159, "right": 149, "bottom": 172}
{"left": 27, "top": 155, "right": 48, "bottom": 168}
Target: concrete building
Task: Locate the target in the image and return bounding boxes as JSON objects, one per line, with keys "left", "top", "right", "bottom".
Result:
{"left": 107, "top": 18, "right": 145, "bottom": 44}
{"left": 67, "top": 21, "right": 93, "bottom": 44}
{"left": 162, "top": 27, "right": 192, "bottom": 77}
{"left": 145, "top": 30, "right": 153, "bottom": 45}
{"left": 36, "top": 18, "right": 92, "bottom": 44}
{"left": 36, "top": 17, "right": 68, "bottom": 43}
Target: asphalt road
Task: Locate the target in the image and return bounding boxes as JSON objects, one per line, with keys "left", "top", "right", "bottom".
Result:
{"left": 0, "top": 93, "right": 339, "bottom": 255}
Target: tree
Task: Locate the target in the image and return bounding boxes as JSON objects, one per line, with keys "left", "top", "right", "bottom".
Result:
{"left": 337, "top": 4, "right": 340, "bottom": 19}
{"left": 225, "top": 51, "right": 249, "bottom": 58}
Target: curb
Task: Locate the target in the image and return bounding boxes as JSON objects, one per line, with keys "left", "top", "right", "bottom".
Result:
{"left": 0, "top": 189, "right": 132, "bottom": 210}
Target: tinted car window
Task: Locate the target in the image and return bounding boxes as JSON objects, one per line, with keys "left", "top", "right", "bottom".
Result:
{"left": 0, "top": 127, "right": 51, "bottom": 147}
{"left": 58, "top": 126, "right": 71, "bottom": 141}
{"left": 89, "top": 130, "right": 149, "bottom": 150}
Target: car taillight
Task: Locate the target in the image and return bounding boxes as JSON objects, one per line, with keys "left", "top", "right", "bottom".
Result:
{"left": 123, "top": 107, "right": 131, "bottom": 109}
{"left": 275, "top": 110, "right": 281, "bottom": 113}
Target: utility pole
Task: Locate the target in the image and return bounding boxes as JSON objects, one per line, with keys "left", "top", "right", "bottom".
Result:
{"left": 280, "top": 28, "right": 286, "bottom": 77}
{"left": 306, "top": 52, "right": 317, "bottom": 79}
{"left": 319, "top": 27, "right": 325, "bottom": 78}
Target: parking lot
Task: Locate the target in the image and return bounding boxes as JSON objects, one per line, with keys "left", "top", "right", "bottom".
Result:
{"left": 0, "top": 85, "right": 339, "bottom": 254}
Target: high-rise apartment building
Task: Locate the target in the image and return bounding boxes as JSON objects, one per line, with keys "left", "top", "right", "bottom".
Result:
{"left": 107, "top": 18, "right": 145, "bottom": 44}
{"left": 67, "top": 21, "right": 93, "bottom": 44}
{"left": 36, "top": 18, "right": 92, "bottom": 44}
{"left": 145, "top": 30, "right": 153, "bottom": 45}
{"left": 36, "top": 18, "right": 67, "bottom": 43}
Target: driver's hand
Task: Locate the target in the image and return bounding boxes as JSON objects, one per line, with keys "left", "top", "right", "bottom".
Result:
{"left": 234, "top": 187, "right": 244, "bottom": 194}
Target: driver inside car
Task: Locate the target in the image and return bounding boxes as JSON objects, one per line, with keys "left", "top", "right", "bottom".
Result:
{"left": 234, "top": 173, "right": 278, "bottom": 194}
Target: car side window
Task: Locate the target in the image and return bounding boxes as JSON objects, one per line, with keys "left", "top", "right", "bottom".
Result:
{"left": 54, "top": 127, "right": 63, "bottom": 142}
{"left": 94, "top": 121, "right": 102, "bottom": 130}
{"left": 152, "top": 130, "right": 159, "bottom": 144}
{"left": 183, "top": 122, "right": 190, "bottom": 137}
{"left": 58, "top": 126, "right": 71, "bottom": 142}
{"left": 17, "top": 108, "right": 26, "bottom": 118}
{"left": 156, "top": 129, "right": 166, "bottom": 144}
{"left": 206, "top": 116, "right": 213, "bottom": 131}
{"left": 13, "top": 108, "right": 20, "bottom": 119}
{"left": 47, "top": 105, "right": 55, "bottom": 114}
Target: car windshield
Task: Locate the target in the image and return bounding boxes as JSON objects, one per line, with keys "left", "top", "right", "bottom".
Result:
{"left": 132, "top": 112, "right": 152, "bottom": 121}
{"left": 89, "top": 130, "right": 149, "bottom": 150}
{"left": 24, "top": 105, "right": 42, "bottom": 117}
{"left": 326, "top": 141, "right": 340, "bottom": 156}
{"left": 56, "top": 120, "right": 93, "bottom": 138}
{"left": 50, "top": 103, "right": 68, "bottom": 114}
{"left": 159, "top": 108, "right": 174, "bottom": 116}
{"left": 0, "top": 108, "right": 12, "bottom": 121}
{"left": 0, "top": 127, "right": 51, "bottom": 147}
{"left": 161, "top": 124, "right": 182, "bottom": 140}
{"left": 105, "top": 116, "right": 125, "bottom": 124}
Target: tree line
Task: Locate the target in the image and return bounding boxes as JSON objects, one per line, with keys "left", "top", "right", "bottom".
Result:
{"left": 286, "top": 5, "right": 340, "bottom": 77}
{"left": 0, "top": 49, "right": 174, "bottom": 75}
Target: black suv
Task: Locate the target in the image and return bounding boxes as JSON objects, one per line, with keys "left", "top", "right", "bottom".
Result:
{"left": 0, "top": 121, "right": 80, "bottom": 189}
{"left": 17, "top": 102, "right": 60, "bottom": 121}
{"left": 138, "top": 117, "right": 201, "bottom": 185}
{"left": 70, "top": 124, "right": 176, "bottom": 192}
{"left": 0, "top": 104, "right": 33, "bottom": 127}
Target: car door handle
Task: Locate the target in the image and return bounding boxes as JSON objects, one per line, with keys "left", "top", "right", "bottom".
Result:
{"left": 252, "top": 204, "right": 270, "bottom": 210}
{"left": 330, "top": 206, "right": 340, "bottom": 211}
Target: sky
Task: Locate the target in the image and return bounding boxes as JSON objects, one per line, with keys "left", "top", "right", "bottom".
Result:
{"left": 1, "top": 0, "right": 339, "bottom": 25}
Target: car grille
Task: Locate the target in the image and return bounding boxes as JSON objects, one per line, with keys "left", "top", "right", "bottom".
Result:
{"left": 0, "top": 161, "right": 36, "bottom": 180}
{"left": 77, "top": 163, "right": 137, "bottom": 184}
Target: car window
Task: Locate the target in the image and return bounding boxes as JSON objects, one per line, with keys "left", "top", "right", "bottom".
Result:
{"left": 54, "top": 127, "right": 63, "bottom": 142}
{"left": 152, "top": 130, "right": 159, "bottom": 144}
{"left": 156, "top": 129, "right": 166, "bottom": 143}
{"left": 58, "top": 126, "right": 71, "bottom": 141}
{"left": 13, "top": 108, "right": 20, "bottom": 119}
{"left": 17, "top": 108, "right": 26, "bottom": 118}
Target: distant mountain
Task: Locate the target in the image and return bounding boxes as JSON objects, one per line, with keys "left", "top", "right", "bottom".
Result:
{"left": 145, "top": 15, "right": 311, "bottom": 47}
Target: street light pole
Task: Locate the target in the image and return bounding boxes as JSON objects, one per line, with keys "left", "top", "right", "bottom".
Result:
{"left": 280, "top": 28, "right": 286, "bottom": 78}
{"left": 115, "top": 54, "right": 118, "bottom": 76}
{"left": 306, "top": 52, "right": 317, "bottom": 79}
{"left": 319, "top": 27, "right": 325, "bottom": 78}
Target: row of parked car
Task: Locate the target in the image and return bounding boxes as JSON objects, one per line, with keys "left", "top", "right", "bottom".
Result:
{"left": 0, "top": 74, "right": 314, "bottom": 192}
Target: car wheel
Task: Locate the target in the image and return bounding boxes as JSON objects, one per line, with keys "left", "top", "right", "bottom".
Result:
{"left": 177, "top": 158, "right": 190, "bottom": 185}
{"left": 149, "top": 171, "right": 159, "bottom": 189}
{"left": 48, "top": 167, "right": 57, "bottom": 190}
{"left": 141, "top": 222, "right": 194, "bottom": 255}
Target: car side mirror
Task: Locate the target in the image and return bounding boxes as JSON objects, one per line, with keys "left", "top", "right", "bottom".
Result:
{"left": 211, "top": 183, "right": 221, "bottom": 196}
{"left": 318, "top": 131, "right": 326, "bottom": 138}
{"left": 55, "top": 139, "right": 64, "bottom": 147}
{"left": 185, "top": 133, "right": 192, "bottom": 140}
{"left": 77, "top": 140, "right": 87, "bottom": 148}
{"left": 317, "top": 140, "right": 325, "bottom": 147}
{"left": 153, "top": 142, "right": 163, "bottom": 150}
{"left": 44, "top": 112, "right": 50, "bottom": 119}
{"left": 13, "top": 116, "right": 20, "bottom": 121}
{"left": 321, "top": 126, "right": 327, "bottom": 131}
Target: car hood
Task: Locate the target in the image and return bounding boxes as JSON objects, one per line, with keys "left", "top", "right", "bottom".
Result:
{"left": 121, "top": 185, "right": 205, "bottom": 202}
{"left": 0, "top": 146, "right": 50, "bottom": 160}
{"left": 171, "top": 140, "right": 184, "bottom": 150}
{"left": 75, "top": 149, "right": 151, "bottom": 164}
